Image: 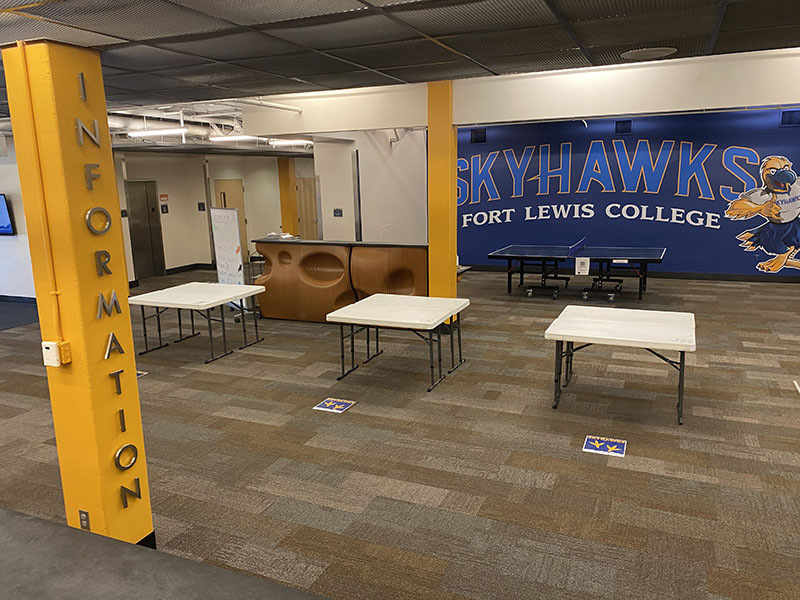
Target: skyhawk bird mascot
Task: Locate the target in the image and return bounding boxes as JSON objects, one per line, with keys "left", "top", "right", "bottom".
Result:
{"left": 725, "top": 155, "right": 800, "bottom": 272}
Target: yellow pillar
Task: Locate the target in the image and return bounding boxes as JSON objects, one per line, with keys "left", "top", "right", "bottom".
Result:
{"left": 427, "top": 81, "right": 457, "bottom": 298}
{"left": 3, "top": 41, "right": 154, "bottom": 546}
{"left": 277, "top": 157, "right": 298, "bottom": 235}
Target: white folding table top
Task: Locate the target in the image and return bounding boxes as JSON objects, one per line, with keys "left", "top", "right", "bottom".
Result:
{"left": 544, "top": 305, "right": 696, "bottom": 352}
{"left": 128, "top": 282, "right": 265, "bottom": 311}
{"left": 326, "top": 293, "right": 470, "bottom": 330}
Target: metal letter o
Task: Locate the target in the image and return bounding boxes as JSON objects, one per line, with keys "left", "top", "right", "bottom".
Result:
{"left": 85, "top": 206, "right": 111, "bottom": 235}
{"left": 113, "top": 443, "right": 138, "bottom": 471}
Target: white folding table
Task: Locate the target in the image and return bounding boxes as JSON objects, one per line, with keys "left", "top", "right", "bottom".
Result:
{"left": 326, "top": 294, "right": 470, "bottom": 391}
{"left": 128, "top": 282, "right": 265, "bottom": 363}
{"left": 544, "top": 305, "right": 696, "bottom": 424}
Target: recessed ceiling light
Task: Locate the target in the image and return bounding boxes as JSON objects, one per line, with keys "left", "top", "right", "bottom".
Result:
{"left": 620, "top": 47, "right": 678, "bottom": 60}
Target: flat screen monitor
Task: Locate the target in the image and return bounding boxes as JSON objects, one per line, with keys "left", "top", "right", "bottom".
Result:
{"left": 0, "top": 194, "right": 15, "bottom": 236}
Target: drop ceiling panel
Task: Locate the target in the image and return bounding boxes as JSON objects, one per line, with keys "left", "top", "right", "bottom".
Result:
{"left": 385, "top": 0, "right": 558, "bottom": 36}
{"left": 156, "top": 85, "right": 243, "bottom": 100}
{"left": 482, "top": 50, "right": 591, "bottom": 74}
{"left": 328, "top": 39, "right": 457, "bottom": 69}
{"left": 381, "top": 60, "right": 487, "bottom": 82}
{"left": 442, "top": 25, "right": 576, "bottom": 59}
{"left": 157, "top": 30, "right": 299, "bottom": 61}
{"left": 236, "top": 52, "right": 361, "bottom": 77}
{"left": 168, "top": 0, "right": 368, "bottom": 26}
{"left": 553, "top": 0, "right": 717, "bottom": 22}
{"left": 155, "top": 62, "right": 275, "bottom": 84}
{"left": 571, "top": 5, "right": 718, "bottom": 46}
{"left": 303, "top": 70, "right": 401, "bottom": 88}
{"left": 221, "top": 79, "right": 324, "bottom": 95}
{"left": 22, "top": 0, "right": 233, "bottom": 41}
{"left": 0, "top": 12, "right": 124, "bottom": 46}
{"left": 719, "top": 0, "right": 799, "bottom": 32}
{"left": 101, "top": 44, "right": 209, "bottom": 70}
{"left": 713, "top": 25, "right": 800, "bottom": 54}
{"left": 590, "top": 36, "right": 707, "bottom": 65}
{"left": 104, "top": 72, "right": 194, "bottom": 91}
{"left": 260, "top": 13, "right": 416, "bottom": 49}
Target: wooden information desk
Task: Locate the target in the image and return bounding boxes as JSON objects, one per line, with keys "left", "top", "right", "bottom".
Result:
{"left": 252, "top": 239, "right": 428, "bottom": 322}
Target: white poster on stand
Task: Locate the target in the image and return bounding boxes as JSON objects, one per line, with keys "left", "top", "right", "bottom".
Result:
{"left": 210, "top": 207, "right": 244, "bottom": 285}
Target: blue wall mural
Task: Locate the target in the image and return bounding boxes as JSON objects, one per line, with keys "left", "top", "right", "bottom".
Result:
{"left": 457, "top": 108, "right": 800, "bottom": 275}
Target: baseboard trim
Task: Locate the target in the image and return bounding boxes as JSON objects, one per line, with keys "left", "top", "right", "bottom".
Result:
{"left": 164, "top": 263, "right": 215, "bottom": 275}
{"left": 467, "top": 264, "right": 800, "bottom": 283}
{"left": 0, "top": 295, "right": 36, "bottom": 304}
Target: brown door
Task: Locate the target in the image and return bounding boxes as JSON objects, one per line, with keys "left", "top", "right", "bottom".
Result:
{"left": 296, "top": 177, "right": 319, "bottom": 240}
{"left": 213, "top": 179, "right": 248, "bottom": 259}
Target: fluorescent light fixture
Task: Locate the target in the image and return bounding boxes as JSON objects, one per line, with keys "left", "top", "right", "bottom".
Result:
{"left": 208, "top": 135, "right": 269, "bottom": 142}
{"left": 127, "top": 127, "right": 188, "bottom": 138}
{"left": 269, "top": 139, "right": 313, "bottom": 146}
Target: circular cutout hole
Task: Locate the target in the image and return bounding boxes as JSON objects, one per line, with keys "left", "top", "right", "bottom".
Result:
{"left": 387, "top": 268, "right": 415, "bottom": 294}
{"left": 334, "top": 290, "right": 356, "bottom": 309}
{"left": 254, "top": 257, "right": 272, "bottom": 283}
{"left": 299, "top": 252, "right": 345, "bottom": 285}
{"left": 278, "top": 251, "right": 292, "bottom": 268}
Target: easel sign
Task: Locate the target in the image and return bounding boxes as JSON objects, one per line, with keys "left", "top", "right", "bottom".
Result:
{"left": 210, "top": 207, "right": 243, "bottom": 285}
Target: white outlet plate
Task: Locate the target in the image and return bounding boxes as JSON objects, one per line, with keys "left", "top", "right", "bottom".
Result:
{"left": 41, "top": 342, "right": 61, "bottom": 367}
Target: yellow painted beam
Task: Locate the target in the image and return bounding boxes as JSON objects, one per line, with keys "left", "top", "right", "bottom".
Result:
{"left": 277, "top": 157, "right": 299, "bottom": 236}
{"left": 427, "top": 81, "right": 457, "bottom": 298}
{"left": 3, "top": 41, "right": 154, "bottom": 545}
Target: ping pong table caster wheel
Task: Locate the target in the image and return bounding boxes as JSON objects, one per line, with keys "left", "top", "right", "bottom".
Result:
{"left": 551, "top": 290, "right": 559, "bottom": 300}
{"left": 581, "top": 292, "right": 589, "bottom": 301}
{"left": 526, "top": 289, "right": 534, "bottom": 298}
{"left": 614, "top": 284, "right": 622, "bottom": 292}
{"left": 607, "top": 293, "right": 616, "bottom": 303}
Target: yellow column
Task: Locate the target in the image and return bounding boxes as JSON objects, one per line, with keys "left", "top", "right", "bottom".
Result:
{"left": 427, "top": 81, "right": 457, "bottom": 298}
{"left": 277, "top": 157, "right": 298, "bottom": 235}
{"left": 3, "top": 41, "right": 154, "bottom": 546}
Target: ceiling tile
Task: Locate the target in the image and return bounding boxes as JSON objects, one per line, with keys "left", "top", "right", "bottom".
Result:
{"left": 260, "top": 13, "right": 416, "bottom": 50}
{"left": 220, "top": 79, "right": 324, "bottom": 95}
{"left": 156, "top": 85, "right": 242, "bottom": 100}
{"left": 168, "top": 0, "right": 368, "bottom": 26}
{"left": 591, "top": 36, "right": 707, "bottom": 65}
{"left": 157, "top": 30, "right": 299, "bottom": 61}
{"left": 553, "top": 0, "right": 717, "bottom": 22}
{"left": 713, "top": 25, "right": 800, "bottom": 54}
{"left": 154, "top": 62, "right": 273, "bottom": 84}
{"left": 483, "top": 50, "right": 591, "bottom": 74}
{"left": 0, "top": 12, "right": 124, "bottom": 47}
{"left": 105, "top": 92, "right": 180, "bottom": 106}
{"left": 719, "top": 0, "right": 800, "bottom": 32}
{"left": 21, "top": 0, "right": 233, "bottom": 42}
{"left": 104, "top": 72, "right": 193, "bottom": 91}
{"left": 236, "top": 52, "right": 360, "bottom": 77}
{"left": 101, "top": 45, "right": 208, "bottom": 70}
{"left": 572, "top": 5, "right": 717, "bottom": 47}
{"left": 385, "top": 0, "right": 558, "bottom": 36}
{"left": 380, "top": 60, "right": 488, "bottom": 82}
{"left": 328, "top": 39, "right": 457, "bottom": 69}
{"left": 303, "top": 70, "right": 401, "bottom": 88}
{"left": 441, "top": 25, "right": 576, "bottom": 59}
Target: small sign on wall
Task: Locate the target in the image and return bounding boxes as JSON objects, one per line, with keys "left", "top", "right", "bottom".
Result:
{"left": 333, "top": 208, "right": 343, "bottom": 217}
{"left": 160, "top": 204, "right": 168, "bottom": 214}
{"left": 575, "top": 257, "right": 589, "bottom": 276}
{"left": 158, "top": 193, "right": 168, "bottom": 203}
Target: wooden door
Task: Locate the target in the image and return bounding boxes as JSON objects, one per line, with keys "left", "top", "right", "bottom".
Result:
{"left": 296, "top": 177, "right": 319, "bottom": 240}
{"left": 213, "top": 179, "right": 248, "bottom": 259}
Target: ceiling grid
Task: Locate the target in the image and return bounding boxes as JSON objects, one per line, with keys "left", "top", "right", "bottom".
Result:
{"left": 0, "top": 0, "right": 795, "bottom": 118}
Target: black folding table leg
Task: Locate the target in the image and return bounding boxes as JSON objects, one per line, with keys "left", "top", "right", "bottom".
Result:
{"left": 553, "top": 340, "right": 563, "bottom": 409}
{"left": 140, "top": 306, "right": 148, "bottom": 352}
{"left": 677, "top": 351, "right": 685, "bottom": 425}
{"left": 436, "top": 325, "right": 443, "bottom": 381}
{"left": 565, "top": 341, "right": 573, "bottom": 385}
{"left": 428, "top": 330, "right": 435, "bottom": 390}
{"left": 363, "top": 326, "right": 383, "bottom": 363}
{"left": 240, "top": 301, "right": 248, "bottom": 347}
{"left": 177, "top": 309, "right": 182, "bottom": 338}
{"left": 205, "top": 308, "right": 214, "bottom": 363}
{"left": 447, "top": 314, "right": 466, "bottom": 374}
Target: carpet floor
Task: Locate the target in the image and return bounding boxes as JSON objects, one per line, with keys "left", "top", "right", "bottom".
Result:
{"left": 0, "top": 270, "right": 798, "bottom": 599}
